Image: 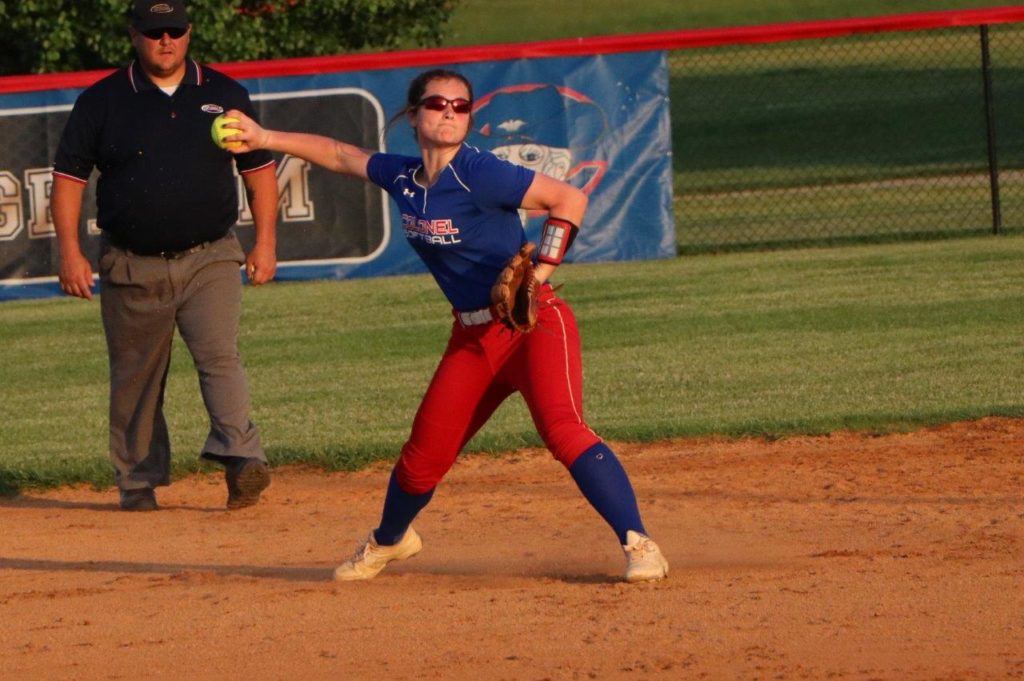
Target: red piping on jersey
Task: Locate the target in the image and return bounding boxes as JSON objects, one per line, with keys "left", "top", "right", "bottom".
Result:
{"left": 51, "top": 170, "right": 88, "bottom": 185}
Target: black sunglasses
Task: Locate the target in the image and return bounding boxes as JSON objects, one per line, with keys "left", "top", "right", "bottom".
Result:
{"left": 417, "top": 95, "right": 472, "bottom": 114}
{"left": 141, "top": 26, "right": 188, "bottom": 40}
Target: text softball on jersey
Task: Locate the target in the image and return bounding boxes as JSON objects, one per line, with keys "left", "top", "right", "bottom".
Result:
{"left": 402, "top": 214, "right": 462, "bottom": 245}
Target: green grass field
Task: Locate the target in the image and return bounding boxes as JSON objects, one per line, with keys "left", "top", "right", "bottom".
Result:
{"left": 2, "top": 1, "right": 1021, "bottom": 494}
{"left": 671, "top": 22, "right": 1023, "bottom": 248}
{"left": 444, "top": 0, "right": 1012, "bottom": 46}
{"left": 2, "top": 236, "right": 1022, "bottom": 493}
{"left": 449, "top": 2, "right": 1024, "bottom": 250}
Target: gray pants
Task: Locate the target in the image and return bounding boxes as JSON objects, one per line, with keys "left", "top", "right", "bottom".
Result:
{"left": 98, "top": 231, "right": 265, "bottom": 490}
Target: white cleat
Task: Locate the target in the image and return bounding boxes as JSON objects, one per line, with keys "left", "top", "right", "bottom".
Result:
{"left": 334, "top": 527, "right": 423, "bottom": 581}
{"left": 622, "top": 530, "right": 669, "bottom": 583}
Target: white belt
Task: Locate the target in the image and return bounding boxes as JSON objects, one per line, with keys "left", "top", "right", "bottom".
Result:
{"left": 457, "top": 307, "right": 494, "bottom": 326}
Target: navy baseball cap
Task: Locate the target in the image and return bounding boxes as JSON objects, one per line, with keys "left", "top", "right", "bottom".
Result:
{"left": 131, "top": 0, "right": 190, "bottom": 31}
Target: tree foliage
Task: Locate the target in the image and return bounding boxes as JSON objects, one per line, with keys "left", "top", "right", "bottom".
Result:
{"left": 0, "top": 0, "right": 459, "bottom": 76}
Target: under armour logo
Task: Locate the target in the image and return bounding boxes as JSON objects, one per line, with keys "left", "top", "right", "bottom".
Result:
{"left": 403, "top": 188, "right": 415, "bottom": 198}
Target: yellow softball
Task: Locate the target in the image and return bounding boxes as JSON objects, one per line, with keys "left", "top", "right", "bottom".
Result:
{"left": 211, "top": 114, "right": 241, "bottom": 150}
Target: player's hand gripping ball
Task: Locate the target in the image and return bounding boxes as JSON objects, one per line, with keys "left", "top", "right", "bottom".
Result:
{"left": 211, "top": 114, "right": 241, "bottom": 150}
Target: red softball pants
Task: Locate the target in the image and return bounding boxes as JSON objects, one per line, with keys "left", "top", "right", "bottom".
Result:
{"left": 394, "top": 287, "right": 602, "bottom": 494}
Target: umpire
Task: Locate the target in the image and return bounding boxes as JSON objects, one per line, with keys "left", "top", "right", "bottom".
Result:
{"left": 51, "top": 0, "right": 279, "bottom": 511}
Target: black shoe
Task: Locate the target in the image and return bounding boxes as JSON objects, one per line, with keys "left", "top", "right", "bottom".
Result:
{"left": 224, "top": 458, "right": 270, "bottom": 510}
{"left": 119, "top": 487, "right": 158, "bottom": 511}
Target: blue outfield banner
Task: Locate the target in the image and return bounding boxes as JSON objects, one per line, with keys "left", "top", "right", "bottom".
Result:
{"left": 0, "top": 51, "right": 674, "bottom": 301}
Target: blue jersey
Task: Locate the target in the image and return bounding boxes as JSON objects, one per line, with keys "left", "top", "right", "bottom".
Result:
{"left": 367, "top": 143, "right": 535, "bottom": 311}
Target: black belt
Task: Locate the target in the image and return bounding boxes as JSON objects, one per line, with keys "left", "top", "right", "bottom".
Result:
{"left": 107, "top": 235, "right": 215, "bottom": 259}
{"left": 150, "top": 241, "right": 212, "bottom": 259}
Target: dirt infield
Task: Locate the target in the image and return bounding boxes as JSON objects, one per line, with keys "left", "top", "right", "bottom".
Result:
{"left": 2, "top": 418, "right": 1022, "bottom": 680}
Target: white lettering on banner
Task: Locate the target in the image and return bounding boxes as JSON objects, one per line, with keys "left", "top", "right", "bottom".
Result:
{"left": 237, "top": 155, "right": 314, "bottom": 224}
{"left": 236, "top": 174, "right": 250, "bottom": 223}
{"left": 277, "top": 156, "right": 314, "bottom": 222}
{"left": 2, "top": 159, "right": 318, "bottom": 240}
{"left": 4, "top": 169, "right": 195, "bottom": 241}
{"left": 0, "top": 171, "right": 24, "bottom": 240}
{"left": 25, "top": 168, "right": 54, "bottom": 238}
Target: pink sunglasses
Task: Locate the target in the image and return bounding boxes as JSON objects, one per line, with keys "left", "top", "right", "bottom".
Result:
{"left": 417, "top": 95, "right": 472, "bottom": 114}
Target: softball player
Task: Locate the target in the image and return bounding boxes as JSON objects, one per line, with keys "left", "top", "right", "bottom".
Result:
{"left": 223, "top": 69, "right": 668, "bottom": 583}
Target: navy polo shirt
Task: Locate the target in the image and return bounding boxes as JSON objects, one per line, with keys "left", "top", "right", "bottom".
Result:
{"left": 53, "top": 59, "right": 275, "bottom": 255}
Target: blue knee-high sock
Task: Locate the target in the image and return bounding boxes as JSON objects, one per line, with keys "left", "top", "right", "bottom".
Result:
{"left": 569, "top": 443, "right": 646, "bottom": 544}
{"left": 374, "top": 468, "right": 435, "bottom": 546}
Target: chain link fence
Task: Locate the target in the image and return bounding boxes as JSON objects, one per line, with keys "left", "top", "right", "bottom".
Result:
{"left": 669, "top": 21, "right": 1024, "bottom": 253}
